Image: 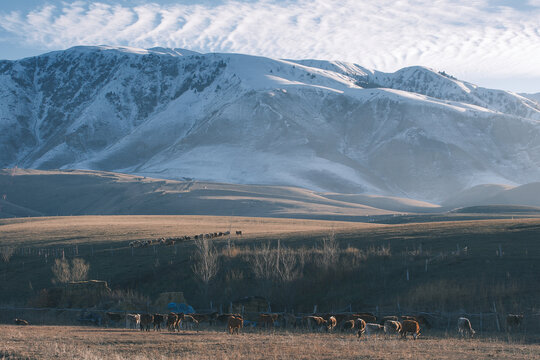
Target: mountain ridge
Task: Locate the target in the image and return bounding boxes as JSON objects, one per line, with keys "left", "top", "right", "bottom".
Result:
{"left": 1, "top": 45, "right": 540, "bottom": 202}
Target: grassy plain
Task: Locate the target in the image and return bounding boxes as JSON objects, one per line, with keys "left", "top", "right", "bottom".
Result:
{"left": 1, "top": 325, "right": 539, "bottom": 360}
{"left": 0, "top": 215, "right": 379, "bottom": 247}
{"left": 0, "top": 215, "right": 539, "bottom": 317}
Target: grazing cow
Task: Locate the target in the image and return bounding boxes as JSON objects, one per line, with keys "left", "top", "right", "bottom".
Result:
{"left": 365, "top": 323, "right": 384, "bottom": 337}
{"left": 167, "top": 313, "right": 179, "bottom": 331}
{"left": 402, "top": 315, "right": 432, "bottom": 329}
{"left": 327, "top": 316, "right": 337, "bottom": 332}
{"left": 259, "top": 313, "right": 278, "bottom": 329}
{"left": 140, "top": 314, "right": 154, "bottom": 331}
{"left": 353, "top": 313, "right": 377, "bottom": 324}
{"left": 341, "top": 319, "right": 355, "bottom": 332}
{"left": 153, "top": 314, "right": 166, "bottom": 331}
{"left": 384, "top": 320, "right": 402, "bottom": 338}
{"left": 380, "top": 316, "right": 399, "bottom": 325}
{"left": 303, "top": 316, "right": 327, "bottom": 331}
{"left": 400, "top": 320, "right": 420, "bottom": 339}
{"left": 182, "top": 314, "right": 199, "bottom": 330}
{"left": 215, "top": 313, "right": 240, "bottom": 326}
{"left": 506, "top": 314, "right": 524, "bottom": 332}
{"left": 227, "top": 315, "right": 243, "bottom": 334}
{"left": 224, "top": 231, "right": 231, "bottom": 236}
{"left": 236, "top": 230, "right": 242, "bottom": 236}
{"left": 126, "top": 314, "right": 140, "bottom": 329}
{"left": 191, "top": 313, "right": 211, "bottom": 325}
{"left": 327, "top": 313, "right": 350, "bottom": 325}
{"left": 14, "top": 318, "right": 29, "bottom": 326}
{"left": 457, "top": 317, "right": 475, "bottom": 338}
{"left": 356, "top": 319, "right": 367, "bottom": 338}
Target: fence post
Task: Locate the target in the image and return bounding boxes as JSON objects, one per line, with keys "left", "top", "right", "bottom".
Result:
{"left": 480, "top": 312, "right": 483, "bottom": 333}
{"left": 493, "top": 302, "right": 501, "bottom": 332}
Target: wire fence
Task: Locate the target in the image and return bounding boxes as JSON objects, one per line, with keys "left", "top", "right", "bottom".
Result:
{"left": 1, "top": 304, "right": 539, "bottom": 334}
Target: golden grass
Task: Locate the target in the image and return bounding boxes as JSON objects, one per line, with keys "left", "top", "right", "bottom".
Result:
{"left": 1, "top": 325, "right": 538, "bottom": 360}
{"left": 0, "top": 215, "right": 380, "bottom": 247}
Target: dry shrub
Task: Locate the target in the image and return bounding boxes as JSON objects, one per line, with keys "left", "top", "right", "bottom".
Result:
{"left": 51, "top": 258, "right": 90, "bottom": 284}
{"left": 0, "top": 246, "right": 16, "bottom": 263}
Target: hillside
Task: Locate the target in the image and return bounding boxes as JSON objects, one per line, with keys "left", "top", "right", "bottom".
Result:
{"left": 0, "top": 169, "right": 447, "bottom": 220}
{"left": 2, "top": 46, "right": 540, "bottom": 201}
{"left": 0, "top": 216, "right": 538, "bottom": 315}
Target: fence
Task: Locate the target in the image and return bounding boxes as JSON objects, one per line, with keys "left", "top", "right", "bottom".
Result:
{"left": 1, "top": 304, "right": 539, "bottom": 333}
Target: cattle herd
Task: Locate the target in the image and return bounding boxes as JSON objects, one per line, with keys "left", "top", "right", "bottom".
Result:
{"left": 129, "top": 230, "right": 241, "bottom": 248}
{"left": 20, "top": 311, "right": 521, "bottom": 339}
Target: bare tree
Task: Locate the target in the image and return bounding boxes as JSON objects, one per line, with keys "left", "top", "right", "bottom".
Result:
{"left": 250, "top": 242, "right": 276, "bottom": 280}
{"left": 52, "top": 258, "right": 90, "bottom": 284}
{"left": 1, "top": 246, "right": 16, "bottom": 282}
{"left": 191, "top": 237, "right": 219, "bottom": 300}
{"left": 278, "top": 246, "right": 302, "bottom": 283}
{"left": 71, "top": 258, "right": 90, "bottom": 281}
{"left": 320, "top": 231, "right": 339, "bottom": 271}
{"left": 0, "top": 246, "right": 15, "bottom": 263}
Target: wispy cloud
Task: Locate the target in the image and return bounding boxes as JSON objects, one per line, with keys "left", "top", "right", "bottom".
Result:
{"left": 1, "top": 0, "right": 540, "bottom": 81}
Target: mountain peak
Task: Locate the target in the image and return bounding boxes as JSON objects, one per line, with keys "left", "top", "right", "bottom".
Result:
{"left": 1, "top": 46, "right": 540, "bottom": 201}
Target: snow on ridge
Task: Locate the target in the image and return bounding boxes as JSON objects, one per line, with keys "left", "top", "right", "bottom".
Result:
{"left": 3, "top": 46, "right": 540, "bottom": 201}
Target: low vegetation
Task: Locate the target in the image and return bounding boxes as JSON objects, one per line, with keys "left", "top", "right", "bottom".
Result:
{"left": 0, "top": 216, "right": 538, "bottom": 319}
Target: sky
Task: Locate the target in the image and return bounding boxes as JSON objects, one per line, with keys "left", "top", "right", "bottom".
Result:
{"left": 1, "top": 0, "right": 539, "bottom": 93}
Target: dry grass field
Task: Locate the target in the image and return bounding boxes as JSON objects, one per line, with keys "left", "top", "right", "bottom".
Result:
{"left": 1, "top": 325, "right": 539, "bottom": 360}
{"left": 0, "top": 215, "right": 379, "bottom": 246}
{"left": 0, "top": 215, "right": 539, "bottom": 312}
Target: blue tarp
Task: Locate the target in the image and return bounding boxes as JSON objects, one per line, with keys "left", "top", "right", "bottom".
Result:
{"left": 167, "top": 302, "right": 195, "bottom": 314}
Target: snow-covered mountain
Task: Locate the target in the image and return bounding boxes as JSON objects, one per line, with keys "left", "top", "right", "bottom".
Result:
{"left": 1, "top": 45, "right": 540, "bottom": 202}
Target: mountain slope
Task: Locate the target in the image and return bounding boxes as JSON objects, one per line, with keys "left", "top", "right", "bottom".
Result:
{"left": 0, "top": 168, "right": 420, "bottom": 219}
{"left": 1, "top": 46, "right": 540, "bottom": 201}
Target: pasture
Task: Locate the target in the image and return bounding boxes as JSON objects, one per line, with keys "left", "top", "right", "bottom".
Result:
{"left": 1, "top": 325, "right": 539, "bottom": 360}
{"left": 0, "top": 216, "right": 539, "bottom": 314}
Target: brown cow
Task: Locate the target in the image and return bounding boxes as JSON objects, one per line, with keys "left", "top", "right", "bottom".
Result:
{"left": 327, "top": 316, "right": 337, "bottom": 332}
{"left": 506, "top": 314, "right": 524, "bottom": 332}
{"left": 457, "top": 317, "right": 475, "bottom": 338}
{"left": 400, "top": 320, "right": 420, "bottom": 339}
{"left": 215, "top": 313, "right": 241, "bottom": 326}
{"left": 341, "top": 319, "right": 355, "bottom": 332}
{"left": 365, "top": 323, "right": 384, "bottom": 337}
{"left": 402, "top": 315, "right": 432, "bottom": 329}
{"left": 126, "top": 314, "right": 140, "bottom": 329}
{"left": 153, "top": 314, "right": 166, "bottom": 331}
{"left": 356, "top": 318, "right": 367, "bottom": 338}
{"left": 353, "top": 313, "right": 377, "bottom": 324}
{"left": 379, "top": 316, "right": 399, "bottom": 325}
{"left": 259, "top": 313, "right": 279, "bottom": 328}
{"left": 14, "top": 318, "right": 29, "bottom": 326}
{"left": 303, "top": 316, "right": 327, "bottom": 331}
{"left": 167, "top": 313, "right": 180, "bottom": 331}
{"left": 228, "top": 315, "right": 243, "bottom": 334}
{"left": 337, "top": 314, "right": 352, "bottom": 323}
{"left": 191, "top": 313, "right": 211, "bottom": 324}
{"left": 140, "top": 314, "right": 154, "bottom": 331}
{"left": 384, "top": 320, "right": 402, "bottom": 338}
{"left": 182, "top": 314, "right": 199, "bottom": 330}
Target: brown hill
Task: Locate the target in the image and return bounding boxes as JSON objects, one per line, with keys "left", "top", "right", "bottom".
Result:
{"left": 0, "top": 169, "right": 442, "bottom": 219}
